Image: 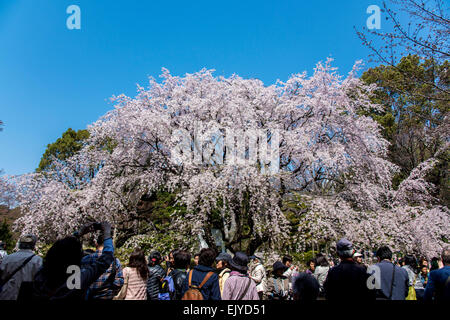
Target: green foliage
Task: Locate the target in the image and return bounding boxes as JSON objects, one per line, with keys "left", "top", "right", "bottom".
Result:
{"left": 37, "top": 128, "right": 90, "bottom": 172}
{"left": 361, "top": 55, "right": 449, "bottom": 190}
{"left": 0, "top": 220, "right": 15, "bottom": 252}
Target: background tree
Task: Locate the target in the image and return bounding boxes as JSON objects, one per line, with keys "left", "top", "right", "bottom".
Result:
{"left": 37, "top": 128, "right": 90, "bottom": 173}
{"left": 361, "top": 55, "right": 449, "bottom": 204}
{"left": 356, "top": 0, "right": 449, "bottom": 103}
{"left": 0, "top": 220, "right": 15, "bottom": 252}
{"left": 14, "top": 62, "right": 448, "bottom": 258}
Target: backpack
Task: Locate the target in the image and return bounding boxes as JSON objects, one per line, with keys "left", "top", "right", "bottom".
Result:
{"left": 158, "top": 274, "right": 175, "bottom": 300}
{"left": 181, "top": 270, "right": 214, "bottom": 300}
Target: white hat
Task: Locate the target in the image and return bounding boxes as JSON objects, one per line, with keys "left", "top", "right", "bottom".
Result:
{"left": 353, "top": 252, "right": 363, "bottom": 258}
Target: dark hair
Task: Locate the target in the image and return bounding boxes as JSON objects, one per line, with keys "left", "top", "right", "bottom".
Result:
{"left": 376, "top": 246, "right": 392, "bottom": 261}
{"left": 129, "top": 249, "right": 149, "bottom": 280}
{"left": 404, "top": 255, "right": 417, "bottom": 268}
{"left": 194, "top": 253, "right": 200, "bottom": 258}
{"left": 148, "top": 251, "right": 162, "bottom": 266}
{"left": 42, "top": 236, "right": 83, "bottom": 287}
{"left": 306, "top": 259, "right": 315, "bottom": 267}
{"left": 174, "top": 250, "right": 191, "bottom": 269}
{"left": 96, "top": 233, "right": 104, "bottom": 246}
{"left": 293, "top": 272, "right": 320, "bottom": 301}
{"left": 315, "top": 255, "right": 329, "bottom": 267}
{"left": 18, "top": 242, "right": 35, "bottom": 250}
{"left": 198, "top": 248, "right": 217, "bottom": 267}
{"left": 282, "top": 255, "right": 293, "bottom": 265}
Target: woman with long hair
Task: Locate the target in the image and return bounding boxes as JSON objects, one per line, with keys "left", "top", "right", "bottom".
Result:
{"left": 313, "top": 254, "right": 330, "bottom": 297}
{"left": 122, "top": 249, "right": 149, "bottom": 300}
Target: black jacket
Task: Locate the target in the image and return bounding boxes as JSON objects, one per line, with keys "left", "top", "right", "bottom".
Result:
{"left": 147, "top": 264, "right": 165, "bottom": 300}
{"left": 323, "top": 260, "right": 375, "bottom": 301}
{"left": 170, "top": 269, "right": 187, "bottom": 300}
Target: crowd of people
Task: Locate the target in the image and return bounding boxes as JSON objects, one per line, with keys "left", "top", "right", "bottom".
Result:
{"left": 0, "top": 222, "right": 449, "bottom": 301}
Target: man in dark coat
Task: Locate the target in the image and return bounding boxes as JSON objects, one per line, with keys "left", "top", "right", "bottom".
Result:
{"left": 323, "top": 238, "right": 375, "bottom": 301}
{"left": 424, "top": 248, "right": 450, "bottom": 301}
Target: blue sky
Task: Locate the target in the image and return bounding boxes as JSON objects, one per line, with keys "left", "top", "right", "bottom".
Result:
{"left": 0, "top": 0, "right": 388, "bottom": 176}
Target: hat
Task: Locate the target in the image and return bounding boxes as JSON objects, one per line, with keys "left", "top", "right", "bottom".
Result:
{"left": 215, "top": 252, "right": 232, "bottom": 263}
{"left": 273, "top": 261, "right": 289, "bottom": 273}
{"left": 353, "top": 252, "right": 363, "bottom": 258}
{"left": 19, "top": 234, "right": 37, "bottom": 246}
{"left": 249, "top": 254, "right": 262, "bottom": 261}
{"left": 229, "top": 252, "right": 249, "bottom": 272}
{"left": 336, "top": 238, "right": 353, "bottom": 251}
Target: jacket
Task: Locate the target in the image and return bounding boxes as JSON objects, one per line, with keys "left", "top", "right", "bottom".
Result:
{"left": 17, "top": 238, "right": 114, "bottom": 301}
{"left": 146, "top": 264, "right": 165, "bottom": 300}
{"left": 313, "top": 266, "right": 330, "bottom": 291}
{"left": 81, "top": 252, "right": 124, "bottom": 300}
{"left": 250, "top": 263, "right": 266, "bottom": 293}
{"left": 423, "top": 266, "right": 450, "bottom": 301}
{"left": 0, "top": 249, "right": 43, "bottom": 300}
{"left": 265, "top": 275, "right": 290, "bottom": 300}
{"left": 374, "top": 260, "right": 409, "bottom": 300}
{"left": 217, "top": 268, "right": 231, "bottom": 296}
{"left": 181, "top": 264, "right": 221, "bottom": 300}
{"left": 323, "top": 260, "right": 374, "bottom": 301}
{"left": 222, "top": 271, "right": 259, "bottom": 300}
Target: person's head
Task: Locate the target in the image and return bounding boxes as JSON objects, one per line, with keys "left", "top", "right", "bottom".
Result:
{"left": 198, "top": 248, "right": 217, "bottom": 267}
{"left": 249, "top": 255, "right": 262, "bottom": 265}
{"left": 376, "top": 246, "right": 392, "bottom": 261}
{"left": 94, "top": 233, "right": 104, "bottom": 250}
{"left": 194, "top": 253, "right": 200, "bottom": 266}
{"left": 169, "top": 249, "right": 177, "bottom": 265}
{"left": 293, "top": 272, "right": 320, "bottom": 301}
{"left": 315, "top": 254, "right": 329, "bottom": 267}
{"left": 215, "top": 252, "right": 232, "bottom": 270}
{"left": 353, "top": 252, "right": 363, "bottom": 264}
{"left": 441, "top": 247, "right": 450, "bottom": 266}
{"left": 336, "top": 238, "right": 354, "bottom": 260}
{"left": 430, "top": 257, "right": 439, "bottom": 270}
{"left": 129, "top": 249, "right": 149, "bottom": 280}
{"left": 420, "top": 265, "right": 428, "bottom": 275}
{"left": 173, "top": 250, "right": 191, "bottom": 270}
{"left": 273, "top": 261, "right": 289, "bottom": 277}
{"left": 229, "top": 252, "right": 249, "bottom": 274}
{"left": 42, "top": 236, "right": 83, "bottom": 287}
{"left": 404, "top": 255, "right": 417, "bottom": 271}
{"left": 282, "top": 255, "right": 293, "bottom": 267}
{"left": 148, "top": 251, "right": 162, "bottom": 267}
{"left": 18, "top": 234, "right": 37, "bottom": 250}
{"left": 307, "top": 259, "right": 315, "bottom": 271}
{"left": 419, "top": 257, "right": 428, "bottom": 268}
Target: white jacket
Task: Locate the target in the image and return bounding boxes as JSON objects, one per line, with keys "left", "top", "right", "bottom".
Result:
{"left": 250, "top": 263, "right": 267, "bottom": 293}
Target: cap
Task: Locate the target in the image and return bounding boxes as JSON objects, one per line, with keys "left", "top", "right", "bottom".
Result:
{"left": 215, "top": 252, "right": 232, "bottom": 263}
{"left": 336, "top": 238, "right": 353, "bottom": 251}
{"left": 19, "top": 234, "right": 37, "bottom": 245}
{"left": 353, "top": 252, "right": 363, "bottom": 258}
